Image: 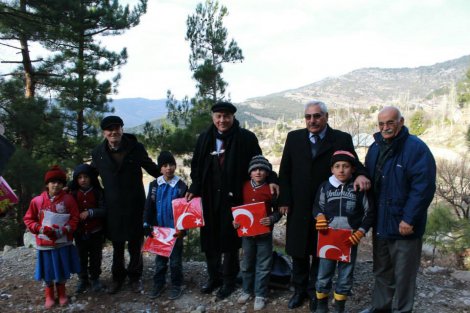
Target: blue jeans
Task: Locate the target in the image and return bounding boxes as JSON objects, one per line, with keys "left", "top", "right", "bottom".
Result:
{"left": 316, "top": 245, "right": 358, "bottom": 296}
{"left": 154, "top": 237, "right": 183, "bottom": 287}
{"left": 241, "top": 233, "right": 273, "bottom": 298}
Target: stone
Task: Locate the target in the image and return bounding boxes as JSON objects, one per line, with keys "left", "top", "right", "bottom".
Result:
{"left": 451, "top": 270, "right": 470, "bottom": 282}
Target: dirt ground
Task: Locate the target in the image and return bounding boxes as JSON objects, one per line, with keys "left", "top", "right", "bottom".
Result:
{"left": 1, "top": 235, "right": 469, "bottom": 313}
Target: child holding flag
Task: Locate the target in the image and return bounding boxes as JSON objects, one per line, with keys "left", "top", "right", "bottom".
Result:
{"left": 233, "top": 155, "right": 281, "bottom": 311}
{"left": 313, "top": 151, "right": 375, "bottom": 313}
{"left": 143, "top": 151, "right": 187, "bottom": 300}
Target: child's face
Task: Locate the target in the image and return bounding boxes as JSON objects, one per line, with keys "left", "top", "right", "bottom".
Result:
{"left": 47, "top": 180, "right": 64, "bottom": 196}
{"left": 77, "top": 173, "right": 91, "bottom": 189}
{"left": 331, "top": 161, "right": 354, "bottom": 183}
{"left": 160, "top": 163, "right": 176, "bottom": 179}
{"left": 250, "top": 168, "right": 268, "bottom": 185}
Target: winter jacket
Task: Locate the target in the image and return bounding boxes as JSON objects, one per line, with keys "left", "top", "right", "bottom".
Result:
{"left": 143, "top": 175, "right": 188, "bottom": 228}
{"left": 242, "top": 180, "right": 281, "bottom": 231}
{"left": 91, "top": 133, "right": 160, "bottom": 241}
{"left": 278, "top": 125, "right": 368, "bottom": 258}
{"left": 71, "top": 187, "right": 106, "bottom": 236}
{"left": 313, "top": 176, "right": 375, "bottom": 233}
{"left": 23, "top": 190, "right": 79, "bottom": 248}
{"left": 365, "top": 126, "right": 436, "bottom": 239}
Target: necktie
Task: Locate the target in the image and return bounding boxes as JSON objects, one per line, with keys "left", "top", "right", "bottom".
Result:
{"left": 310, "top": 134, "right": 320, "bottom": 158}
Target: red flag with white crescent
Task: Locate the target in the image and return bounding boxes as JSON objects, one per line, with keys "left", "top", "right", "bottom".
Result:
{"left": 142, "top": 226, "right": 177, "bottom": 257}
{"left": 317, "top": 228, "right": 352, "bottom": 263}
{"left": 0, "top": 176, "right": 18, "bottom": 204}
{"left": 231, "top": 202, "right": 270, "bottom": 237}
{"left": 172, "top": 197, "right": 204, "bottom": 230}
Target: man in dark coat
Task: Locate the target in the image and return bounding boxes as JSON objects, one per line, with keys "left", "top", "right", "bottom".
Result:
{"left": 278, "top": 100, "right": 370, "bottom": 311}
{"left": 92, "top": 116, "right": 160, "bottom": 294}
{"left": 186, "top": 101, "right": 278, "bottom": 300}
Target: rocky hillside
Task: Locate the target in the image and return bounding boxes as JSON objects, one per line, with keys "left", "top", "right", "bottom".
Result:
{"left": 238, "top": 55, "right": 470, "bottom": 123}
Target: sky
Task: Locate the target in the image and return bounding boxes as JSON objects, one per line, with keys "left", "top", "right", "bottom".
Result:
{"left": 2, "top": 0, "right": 470, "bottom": 103}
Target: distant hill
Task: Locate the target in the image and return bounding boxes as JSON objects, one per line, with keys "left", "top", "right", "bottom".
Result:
{"left": 107, "top": 97, "right": 167, "bottom": 128}
{"left": 113, "top": 55, "right": 470, "bottom": 131}
{"left": 238, "top": 54, "right": 470, "bottom": 123}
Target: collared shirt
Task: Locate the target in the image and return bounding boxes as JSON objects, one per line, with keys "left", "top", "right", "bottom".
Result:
{"left": 309, "top": 126, "right": 327, "bottom": 143}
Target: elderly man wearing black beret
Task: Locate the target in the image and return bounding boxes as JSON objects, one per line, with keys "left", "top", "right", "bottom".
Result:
{"left": 186, "top": 102, "right": 279, "bottom": 300}
{"left": 92, "top": 115, "right": 160, "bottom": 294}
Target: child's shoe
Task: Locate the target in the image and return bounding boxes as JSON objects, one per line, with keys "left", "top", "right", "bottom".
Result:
{"left": 334, "top": 299, "right": 346, "bottom": 313}
{"left": 237, "top": 291, "right": 252, "bottom": 304}
{"left": 44, "top": 285, "right": 55, "bottom": 309}
{"left": 168, "top": 285, "right": 183, "bottom": 300}
{"left": 90, "top": 279, "right": 103, "bottom": 292}
{"left": 316, "top": 292, "right": 329, "bottom": 313}
{"left": 56, "top": 283, "right": 68, "bottom": 306}
{"left": 253, "top": 296, "right": 266, "bottom": 311}
{"left": 75, "top": 279, "right": 89, "bottom": 294}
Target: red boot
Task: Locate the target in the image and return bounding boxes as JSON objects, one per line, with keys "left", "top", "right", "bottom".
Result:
{"left": 44, "top": 285, "right": 55, "bottom": 309}
{"left": 55, "top": 283, "right": 68, "bottom": 306}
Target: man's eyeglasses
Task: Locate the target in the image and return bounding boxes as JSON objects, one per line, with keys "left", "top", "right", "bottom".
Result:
{"left": 304, "top": 113, "right": 323, "bottom": 120}
{"left": 378, "top": 120, "right": 397, "bottom": 128}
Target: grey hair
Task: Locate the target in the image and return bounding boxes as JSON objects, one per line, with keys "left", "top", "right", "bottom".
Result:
{"left": 379, "top": 106, "right": 403, "bottom": 120}
{"left": 305, "top": 100, "right": 328, "bottom": 113}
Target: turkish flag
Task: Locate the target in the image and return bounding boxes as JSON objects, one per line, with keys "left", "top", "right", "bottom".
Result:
{"left": 172, "top": 197, "right": 204, "bottom": 230}
{"left": 231, "top": 202, "right": 271, "bottom": 237}
{"left": 142, "top": 226, "right": 177, "bottom": 257}
{"left": 317, "top": 228, "right": 353, "bottom": 263}
{"left": 0, "top": 176, "right": 18, "bottom": 204}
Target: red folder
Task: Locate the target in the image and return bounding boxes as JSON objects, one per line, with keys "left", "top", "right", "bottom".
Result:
{"left": 231, "top": 202, "right": 270, "bottom": 237}
{"left": 142, "top": 226, "right": 177, "bottom": 257}
{"left": 317, "top": 228, "right": 352, "bottom": 263}
{"left": 172, "top": 197, "right": 204, "bottom": 230}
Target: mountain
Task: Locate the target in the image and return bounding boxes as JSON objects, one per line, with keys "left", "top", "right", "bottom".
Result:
{"left": 107, "top": 97, "right": 167, "bottom": 128}
{"left": 237, "top": 55, "right": 470, "bottom": 123}
{"left": 112, "top": 55, "right": 470, "bottom": 130}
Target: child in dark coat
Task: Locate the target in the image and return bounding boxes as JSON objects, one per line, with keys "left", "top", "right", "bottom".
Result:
{"left": 23, "top": 165, "right": 80, "bottom": 309}
{"left": 313, "top": 151, "right": 375, "bottom": 313}
{"left": 143, "top": 151, "right": 188, "bottom": 300}
{"left": 70, "top": 164, "right": 106, "bottom": 294}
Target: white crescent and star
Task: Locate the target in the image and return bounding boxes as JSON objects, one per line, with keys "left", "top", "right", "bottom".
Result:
{"left": 156, "top": 228, "right": 176, "bottom": 245}
{"left": 176, "top": 212, "right": 195, "bottom": 230}
{"left": 232, "top": 208, "right": 254, "bottom": 227}
{"left": 318, "top": 244, "right": 342, "bottom": 258}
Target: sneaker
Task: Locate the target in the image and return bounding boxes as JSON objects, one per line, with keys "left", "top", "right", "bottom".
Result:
{"left": 130, "top": 279, "right": 143, "bottom": 293}
{"left": 90, "top": 279, "right": 103, "bottom": 292}
{"left": 149, "top": 284, "right": 165, "bottom": 299}
{"left": 254, "top": 296, "right": 266, "bottom": 311}
{"left": 237, "top": 291, "right": 252, "bottom": 304}
{"left": 168, "top": 285, "right": 183, "bottom": 300}
{"left": 75, "top": 279, "right": 89, "bottom": 294}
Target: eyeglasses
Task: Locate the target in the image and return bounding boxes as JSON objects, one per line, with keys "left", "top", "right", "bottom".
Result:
{"left": 304, "top": 113, "right": 323, "bottom": 120}
{"left": 378, "top": 120, "right": 397, "bottom": 128}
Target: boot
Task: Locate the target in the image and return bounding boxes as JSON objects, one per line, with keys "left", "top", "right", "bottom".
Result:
{"left": 333, "top": 292, "right": 347, "bottom": 313}
{"left": 56, "top": 283, "right": 68, "bottom": 306}
{"left": 44, "top": 284, "right": 55, "bottom": 309}
{"left": 316, "top": 292, "right": 329, "bottom": 313}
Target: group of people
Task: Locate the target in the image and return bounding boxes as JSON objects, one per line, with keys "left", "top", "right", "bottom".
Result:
{"left": 22, "top": 99, "right": 436, "bottom": 313}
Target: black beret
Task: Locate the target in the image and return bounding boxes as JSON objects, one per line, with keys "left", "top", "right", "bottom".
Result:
{"left": 100, "top": 116, "right": 124, "bottom": 130}
{"left": 211, "top": 101, "right": 237, "bottom": 114}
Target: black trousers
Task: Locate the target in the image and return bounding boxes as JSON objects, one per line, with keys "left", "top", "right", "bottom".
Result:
{"left": 205, "top": 249, "right": 240, "bottom": 287}
{"left": 75, "top": 231, "right": 104, "bottom": 281}
{"left": 292, "top": 255, "right": 320, "bottom": 298}
{"left": 111, "top": 237, "right": 143, "bottom": 282}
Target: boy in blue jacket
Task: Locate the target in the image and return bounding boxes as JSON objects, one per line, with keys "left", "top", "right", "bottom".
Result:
{"left": 143, "top": 151, "right": 187, "bottom": 300}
